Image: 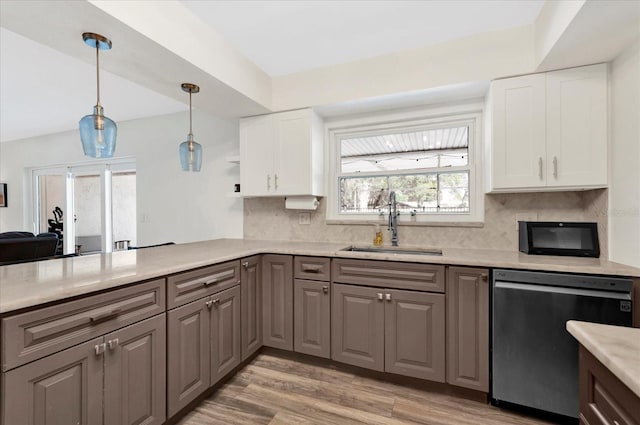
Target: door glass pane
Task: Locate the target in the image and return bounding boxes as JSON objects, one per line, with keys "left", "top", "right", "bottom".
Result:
{"left": 38, "top": 174, "right": 65, "bottom": 255}
{"left": 74, "top": 174, "right": 102, "bottom": 254}
{"left": 112, "top": 171, "right": 137, "bottom": 249}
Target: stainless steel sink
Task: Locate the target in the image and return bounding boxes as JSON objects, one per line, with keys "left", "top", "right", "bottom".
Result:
{"left": 341, "top": 246, "right": 443, "bottom": 256}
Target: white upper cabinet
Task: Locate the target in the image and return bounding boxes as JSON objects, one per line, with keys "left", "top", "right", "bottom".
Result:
{"left": 240, "top": 109, "right": 324, "bottom": 197}
{"left": 486, "top": 64, "right": 608, "bottom": 193}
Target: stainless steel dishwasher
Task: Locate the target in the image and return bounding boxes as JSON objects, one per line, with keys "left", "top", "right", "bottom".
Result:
{"left": 491, "top": 269, "right": 633, "bottom": 419}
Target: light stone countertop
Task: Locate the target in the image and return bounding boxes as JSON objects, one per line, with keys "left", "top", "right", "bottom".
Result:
{"left": 567, "top": 321, "right": 640, "bottom": 397}
{"left": 1, "top": 238, "right": 639, "bottom": 314}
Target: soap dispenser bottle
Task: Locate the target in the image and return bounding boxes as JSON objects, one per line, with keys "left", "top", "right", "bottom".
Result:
{"left": 373, "top": 224, "right": 383, "bottom": 246}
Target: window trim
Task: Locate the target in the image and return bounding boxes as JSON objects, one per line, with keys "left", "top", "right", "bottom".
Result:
{"left": 325, "top": 104, "right": 484, "bottom": 225}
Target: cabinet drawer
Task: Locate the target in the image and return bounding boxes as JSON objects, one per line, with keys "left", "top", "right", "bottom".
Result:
{"left": 332, "top": 259, "right": 444, "bottom": 293}
{"left": 294, "top": 256, "right": 331, "bottom": 281}
{"left": 167, "top": 261, "right": 240, "bottom": 309}
{"left": 579, "top": 345, "right": 639, "bottom": 425}
{"left": 2, "top": 279, "right": 165, "bottom": 372}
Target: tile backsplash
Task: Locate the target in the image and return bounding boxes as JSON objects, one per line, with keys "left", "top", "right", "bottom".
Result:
{"left": 244, "top": 189, "right": 608, "bottom": 256}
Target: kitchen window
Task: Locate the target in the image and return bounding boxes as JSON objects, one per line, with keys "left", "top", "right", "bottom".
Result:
{"left": 326, "top": 107, "right": 483, "bottom": 224}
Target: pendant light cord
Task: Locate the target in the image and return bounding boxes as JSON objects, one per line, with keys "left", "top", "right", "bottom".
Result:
{"left": 95, "top": 44, "right": 101, "bottom": 106}
{"left": 189, "top": 90, "right": 193, "bottom": 135}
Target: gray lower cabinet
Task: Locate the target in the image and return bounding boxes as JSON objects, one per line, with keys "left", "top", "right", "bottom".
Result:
{"left": 3, "top": 337, "right": 104, "bottom": 425}
{"left": 384, "top": 289, "right": 445, "bottom": 382}
{"left": 3, "top": 314, "right": 166, "bottom": 425}
{"left": 167, "top": 285, "right": 242, "bottom": 418}
{"left": 331, "top": 283, "right": 445, "bottom": 381}
{"left": 167, "top": 298, "right": 211, "bottom": 417}
{"left": 446, "top": 266, "right": 489, "bottom": 391}
{"left": 262, "top": 254, "right": 293, "bottom": 350}
{"left": 293, "top": 279, "right": 331, "bottom": 358}
{"left": 241, "top": 256, "right": 262, "bottom": 360}
{"left": 210, "top": 285, "right": 242, "bottom": 384}
{"left": 331, "top": 283, "right": 385, "bottom": 371}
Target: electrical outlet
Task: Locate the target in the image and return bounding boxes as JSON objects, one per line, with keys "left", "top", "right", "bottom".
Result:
{"left": 298, "top": 212, "right": 311, "bottom": 225}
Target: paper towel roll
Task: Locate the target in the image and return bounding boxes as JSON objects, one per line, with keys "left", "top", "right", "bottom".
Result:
{"left": 285, "top": 196, "right": 319, "bottom": 210}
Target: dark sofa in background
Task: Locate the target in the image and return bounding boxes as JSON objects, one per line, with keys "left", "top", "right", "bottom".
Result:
{"left": 0, "top": 232, "right": 59, "bottom": 265}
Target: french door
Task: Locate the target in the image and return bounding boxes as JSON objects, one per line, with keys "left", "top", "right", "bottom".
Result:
{"left": 31, "top": 159, "right": 136, "bottom": 255}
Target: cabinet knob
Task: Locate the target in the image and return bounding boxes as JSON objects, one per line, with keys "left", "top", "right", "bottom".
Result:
{"left": 377, "top": 293, "right": 383, "bottom": 301}
{"left": 242, "top": 261, "right": 249, "bottom": 269}
{"left": 107, "top": 338, "right": 119, "bottom": 350}
{"left": 212, "top": 298, "right": 221, "bottom": 306}
{"left": 267, "top": 175, "right": 271, "bottom": 190}
{"left": 322, "top": 285, "right": 329, "bottom": 294}
{"left": 206, "top": 300, "right": 213, "bottom": 309}
{"left": 385, "top": 293, "right": 392, "bottom": 301}
{"left": 274, "top": 174, "right": 278, "bottom": 190}
{"left": 481, "top": 273, "right": 488, "bottom": 282}
{"left": 95, "top": 343, "right": 106, "bottom": 356}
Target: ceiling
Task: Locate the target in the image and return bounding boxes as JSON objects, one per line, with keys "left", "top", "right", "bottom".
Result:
{"left": 0, "top": 0, "right": 545, "bottom": 143}
{"left": 0, "top": 28, "right": 187, "bottom": 143}
{"left": 182, "top": 0, "right": 545, "bottom": 77}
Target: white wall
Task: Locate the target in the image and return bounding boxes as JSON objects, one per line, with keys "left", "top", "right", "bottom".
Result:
{"left": 0, "top": 109, "right": 242, "bottom": 245}
{"left": 609, "top": 38, "right": 640, "bottom": 267}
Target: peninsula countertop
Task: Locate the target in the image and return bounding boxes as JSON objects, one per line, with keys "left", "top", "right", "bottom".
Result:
{"left": 2, "top": 238, "right": 639, "bottom": 314}
{"left": 567, "top": 320, "right": 640, "bottom": 398}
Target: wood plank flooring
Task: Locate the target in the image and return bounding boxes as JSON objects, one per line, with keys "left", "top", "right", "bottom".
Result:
{"left": 177, "top": 350, "right": 555, "bottom": 425}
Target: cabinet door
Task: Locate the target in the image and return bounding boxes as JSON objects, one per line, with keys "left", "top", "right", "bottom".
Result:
{"left": 331, "top": 283, "right": 384, "bottom": 371}
{"left": 490, "top": 74, "right": 546, "bottom": 189}
{"left": 104, "top": 314, "right": 166, "bottom": 425}
{"left": 294, "top": 279, "right": 331, "bottom": 359}
{"left": 210, "top": 286, "right": 242, "bottom": 385}
{"left": 240, "top": 115, "right": 275, "bottom": 196}
{"left": 262, "top": 254, "right": 293, "bottom": 350}
{"left": 546, "top": 64, "right": 607, "bottom": 188}
{"left": 3, "top": 337, "right": 103, "bottom": 425}
{"left": 167, "top": 300, "right": 210, "bottom": 418}
{"left": 241, "top": 256, "right": 262, "bottom": 360}
{"left": 274, "top": 109, "right": 311, "bottom": 195}
{"left": 384, "top": 289, "right": 445, "bottom": 382}
{"left": 446, "top": 267, "right": 489, "bottom": 392}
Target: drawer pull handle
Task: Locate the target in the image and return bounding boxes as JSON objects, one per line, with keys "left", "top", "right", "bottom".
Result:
{"left": 90, "top": 308, "right": 122, "bottom": 322}
{"left": 204, "top": 278, "right": 218, "bottom": 286}
{"left": 107, "top": 338, "right": 119, "bottom": 350}
{"left": 95, "top": 343, "right": 106, "bottom": 355}
{"left": 302, "top": 265, "right": 321, "bottom": 273}
{"left": 377, "top": 293, "right": 383, "bottom": 301}
{"left": 385, "top": 293, "right": 392, "bottom": 301}
{"left": 322, "top": 286, "right": 329, "bottom": 294}
{"left": 538, "top": 157, "right": 543, "bottom": 179}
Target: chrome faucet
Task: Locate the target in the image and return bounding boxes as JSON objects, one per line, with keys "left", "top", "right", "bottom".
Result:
{"left": 388, "top": 190, "right": 399, "bottom": 246}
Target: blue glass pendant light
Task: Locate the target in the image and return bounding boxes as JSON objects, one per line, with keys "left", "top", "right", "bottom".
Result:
{"left": 179, "top": 83, "right": 203, "bottom": 172}
{"left": 79, "top": 32, "right": 116, "bottom": 158}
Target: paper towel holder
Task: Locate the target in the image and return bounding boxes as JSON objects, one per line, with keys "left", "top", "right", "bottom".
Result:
{"left": 285, "top": 196, "right": 319, "bottom": 210}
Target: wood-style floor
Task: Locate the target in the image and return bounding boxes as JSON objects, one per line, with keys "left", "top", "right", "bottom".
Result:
{"left": 177, "top": 350, "right": 555, "bottom": 425}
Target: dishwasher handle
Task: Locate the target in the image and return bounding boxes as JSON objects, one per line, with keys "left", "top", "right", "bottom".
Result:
{"left": 495, "top": 281, "right": 631, "bottom": 300}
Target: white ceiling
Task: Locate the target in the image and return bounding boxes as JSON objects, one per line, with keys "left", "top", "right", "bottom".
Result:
{"left": 181, "top": 0, "right": 545, "bottom": 76}
{"left": 0, "top": 28, "right": 187, "bottom": 143}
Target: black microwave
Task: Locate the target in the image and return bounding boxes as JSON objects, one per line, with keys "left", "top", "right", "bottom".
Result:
{"left": 518, "top": 221, "right": 600, "bottom": 257}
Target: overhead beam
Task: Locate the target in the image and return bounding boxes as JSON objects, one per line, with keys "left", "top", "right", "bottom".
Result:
{"left": 0, "top": 0, "right": 272, "bottom": 118}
